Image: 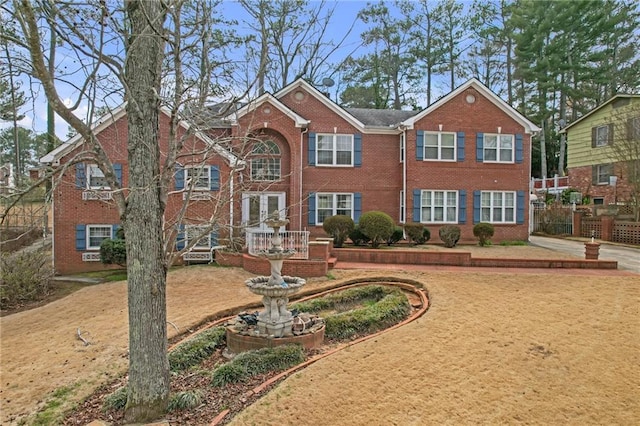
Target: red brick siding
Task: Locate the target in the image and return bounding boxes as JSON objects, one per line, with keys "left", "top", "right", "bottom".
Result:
{"left": 568, "top": 164, "right": 633, "bottom": 205}
{"left": 405, "top": 87, "right": 531, "bottom": 242}
{"left": 53, "top": 113, "right": 235, "bottom": 274}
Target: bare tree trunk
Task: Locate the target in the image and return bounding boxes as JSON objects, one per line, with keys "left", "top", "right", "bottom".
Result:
{"left": 123, "top": 1, "right": 169, "bottom": 422}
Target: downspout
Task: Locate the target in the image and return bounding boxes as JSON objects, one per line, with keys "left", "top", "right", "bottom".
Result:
{"left": 229, "top": 161, "right": 246, "bottom": 242}
{"left": 299, "top": 126, "right": 309, "bottom": 230}
{"left": 402, "top": 127, "right": 407, "bottom": 225}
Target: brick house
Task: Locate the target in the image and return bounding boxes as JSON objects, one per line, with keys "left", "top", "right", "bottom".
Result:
{"left": 41, "top": 78, "right": 539, "bottom": 274}
{"left": 564, "top": 94, "right": 640, "bottom": 207}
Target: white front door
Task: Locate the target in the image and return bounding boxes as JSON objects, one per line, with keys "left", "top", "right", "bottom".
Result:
{"left": 242, "top": 192, "right": 286, "bottom": 231}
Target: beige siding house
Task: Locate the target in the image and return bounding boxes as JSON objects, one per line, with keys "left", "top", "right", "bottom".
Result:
{"left": 565, "top": 94, "right": 640, "bottom": 207}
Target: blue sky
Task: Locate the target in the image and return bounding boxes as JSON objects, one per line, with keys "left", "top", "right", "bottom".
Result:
{"left": 5, "top": 0, "right": 380, "bottom": 141}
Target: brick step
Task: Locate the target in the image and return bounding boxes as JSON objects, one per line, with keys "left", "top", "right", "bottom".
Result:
{"left": 327, "top": 257, "right": 338, "bottom": 268}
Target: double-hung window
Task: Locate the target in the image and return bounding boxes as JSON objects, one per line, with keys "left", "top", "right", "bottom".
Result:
{"left": 186, "top": 225, "right": 212, "bottom": 250}
{"left": 87, "top": 225, "right": 113, "bottom": 250}
{"left": 420, "top": 190, "right": 458, "bottom": 223}
{"left": 87, "top": 164, "right": 110, "bottom": 189}
{"left": 185, "top": 165, "right": 210, "bottom": 190}
{"left": 483, "top": 134, "right": 514, "bottom": 162}
{"left": 481, "top": 191, "right": 515, "bottom": 223}
{"left": 316, "top": 193, "right": 353, "bottom": 224}
{"left": 250, "top": 140, "right": 281, "bottom": 181}
{"left": 594, "top": 125, "right": 610, "bottom": 147}
{"left": 594, "top": 164, "right": 613, "bottom": 185}
{"left": 317, "top": 134, "right": 353, "bottom": 166}
{"left": 424, "top": 132, "right": 456, "bottom": 161}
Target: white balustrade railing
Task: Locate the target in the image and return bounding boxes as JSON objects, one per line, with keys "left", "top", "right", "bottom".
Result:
{"left": 246, "top": 230, "right": 309, "bottom": 260}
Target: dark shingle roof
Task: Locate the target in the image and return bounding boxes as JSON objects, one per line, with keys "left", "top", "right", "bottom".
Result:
{"left": 346, "top": 108, "right": 419, "bottom": 127}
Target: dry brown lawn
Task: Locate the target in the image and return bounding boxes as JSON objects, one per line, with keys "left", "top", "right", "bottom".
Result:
{"left": 1, "top": 244, "right": 638, "bottom": 425}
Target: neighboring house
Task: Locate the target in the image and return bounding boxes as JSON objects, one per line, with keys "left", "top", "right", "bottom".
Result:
{"left": 564, "top": 94, "right": 640, "bottom": 206}
{"left": 41, "top": 78, "right": 539, "bottom": 274}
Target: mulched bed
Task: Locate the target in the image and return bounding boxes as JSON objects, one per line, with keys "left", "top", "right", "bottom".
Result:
{"left": 63, "top": 346, "right": 297, "bottom": 425}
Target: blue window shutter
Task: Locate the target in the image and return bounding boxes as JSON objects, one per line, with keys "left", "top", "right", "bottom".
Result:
{"left": 458, "top": 190, "right": 467, "bottom": 224}
{"left": 210, "top": 230, "right": 219, "bottom": 246}
{"left": 76, "top": 224, "right": 86, "bottom": 250}
{"left": 412, "top": 189, "right": 421, "bottom": 222}
{"left": 308, "top": 193, "right": 316, "bottom": 225}
{"left": 210, "top": 166, "right": 220, "bottom": 191}
{"left": 354, "top": 193, "right": 362, "bottom": 223}
{"left": 416, "top": 131, "right": 424, "bottom": 160}
{"left": 473, "top": 190, "right": 481, "bottom": 224}
{"left": 176, "top": 225, "right": 185, "bottom": 251}
{"left": 515, "top": 134, "right": 523, "bottom": 163}
{"left": 75, "top": 163, "right": 86, "bottom": 189}
{"left": 112, "top": 224, "right": 120, "bottom": 239}
{"left": 516, "top": 190, "right": 525, "bottom": 224}
{"left": 175, "top": 165, "right": 184, "bottom": 190}
{"left": 457, "top": 132, "right": 465, "bottom": 161}
{"left": 354, "top": 134, "right": 362, "bottom": 167}
{"left": 476, "top": 133, "right": 484, "bottom": 162}
{"left": 113, "top": 163, "right": 122, "bottom": 186}
{"left": 308, "top": 133, "right": 316, "bottom": 166}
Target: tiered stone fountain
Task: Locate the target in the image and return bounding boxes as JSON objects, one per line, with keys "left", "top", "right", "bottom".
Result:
{"left": 226, "top": 213, "right": 324, "bottom": 354}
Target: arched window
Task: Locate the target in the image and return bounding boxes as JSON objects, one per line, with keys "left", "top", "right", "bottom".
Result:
{"left": 251, "top": 140, "right": 281, "bottom": 181}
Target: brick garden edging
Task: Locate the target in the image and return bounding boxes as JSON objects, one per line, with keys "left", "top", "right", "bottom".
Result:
{"left": 332, "top": 248, "right": 618, "bottom": 270}
{"left": 215, "top": 245, "right": 618, "bottom": 276}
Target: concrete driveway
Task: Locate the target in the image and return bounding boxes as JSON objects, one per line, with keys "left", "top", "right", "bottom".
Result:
{"left": 529, "top": 235, "right": 640, "bottom": 273}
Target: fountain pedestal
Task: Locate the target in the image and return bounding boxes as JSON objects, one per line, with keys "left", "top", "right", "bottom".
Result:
{"left": 226, "top": 212, "right": 324, "bottom": 354}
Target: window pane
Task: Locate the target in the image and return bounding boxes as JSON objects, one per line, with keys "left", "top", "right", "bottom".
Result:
{"left": 446, "top": 206, "right": 456, "bottom": 221}
{"left": 481, "top": 208, "right": 491, "bottom": 222}
{"left": 440, "top": 148, "right": 453, "bottom": 160}
{"left": 425, "top": 134, "right": 438, "bottom": 146}
{"left": 318, "top": 151, "right": 333, "bottom": 164}
{"left": 88, "top": 165, "right": 109, "bottom": 188}
{"left": 336, "top": 150, "right": 352, "bottom": 165}
{"left": 442, "top": 134, "right": 455, "bottom": 147}
{"left": 505, "top": 208, "right": 514, "bottom": 222}
{"left": 485, "top": 150, "right": 497, "bottom": 161}
{"left": 434, "top": 207, "right": 444, "bottom": 221}
{"left": 317, "top": 194, "right": 332, "bottom": 209}
{"left": 500, "top": 135, "right": 513, "bottom": 148}
{"left": 484, "top": 135, "right": 497, "bottom": 148}
{"left": 425, "top": 147, "right": 438, "bottom": 159}
{"left": 317, "top": 135, "right": 333, "bottom": 149}
{"left": 187, "top": 167, "right": 209, "bottom": 189}
{"left": 88, "top": 226, "right": 111, "bottom": 248}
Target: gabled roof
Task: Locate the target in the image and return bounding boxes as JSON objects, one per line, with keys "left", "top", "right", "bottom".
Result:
{"left": 228, "top": 93, "right": 310, "bottom": 128}
{"left": 561, "top": 94, "right": 640, "bottom": 133}
{"left": 273, "top": 79, "right": 404, "bottom": 134}
{"left": 401, "top": 78, "right": 541, "bottom": 134}
{"left": 40, "top": 104, "right": 240, "bottom": 166}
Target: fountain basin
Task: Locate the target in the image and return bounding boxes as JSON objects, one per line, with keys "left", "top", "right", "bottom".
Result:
{"left": 245, "top": 276, "right": 306, "bottom": 298}
{"left": 226, "top": 322, "right": 325, "bottom": 354}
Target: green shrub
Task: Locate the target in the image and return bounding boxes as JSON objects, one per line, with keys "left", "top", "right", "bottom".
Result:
{"left": 100, "top": 238, "right": 126, "bottom": 266}
{"left": 293, "top": 285, "right": 410, "bottom": 341}
{"left": 322, "top": 215, "right": 355, "bottom": 248}
{"left": 348, "top": 226, "right": 370, "bottom": 246}
{"left": 103, "top": 386, "right": 127, "bottom": 412}
{"left": 439, "top": 225, "right": 461, "bottom": 248}
{"left": 169, "top": 326, "right": 226, "bottom": 372}
{"left": 324, "top": 289, "right": 410, "bottom": 340}
{"left": 210, "top": 344, "right": 305, "bottom": 387}
{"left": 0, "top": 250, "right": 53, "bottom": 309}
{"left": 473, "top": 222, "right": 495, "bottom": 246}
{"left": 404, "top": 223, "right": 430, "bottom": 245}
{"left": 386, "top": 226, "right": 404, "bottom": 246}
{"left": 168, "top": 390, "right": 204, "bottom": 411}
{"left": 210, "top": 363, "right": 246, "bottom": 387}
{"left": 358, "top": 211, "right": 395, "bottom": 248}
